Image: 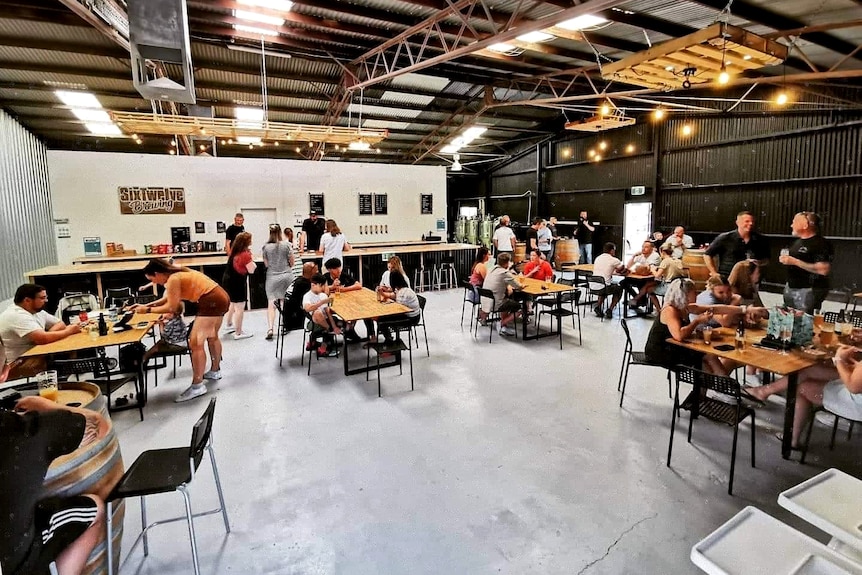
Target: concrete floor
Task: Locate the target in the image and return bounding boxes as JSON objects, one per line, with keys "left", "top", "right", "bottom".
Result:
{"left": 110, "top": 289, "right": 862, "bottom": 574}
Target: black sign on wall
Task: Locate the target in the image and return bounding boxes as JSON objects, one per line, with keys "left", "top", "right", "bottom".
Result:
{"left": 309, "top": 194, "right": 325, "bottom": 215}
{"left": 420, "top": 194, "right": 433, "bottom": 215}
{"left": 374, "top": 194, "right": 388, "bottom": 215}
{"left": 359, "top": 193, "right": 373, "bottom": 215}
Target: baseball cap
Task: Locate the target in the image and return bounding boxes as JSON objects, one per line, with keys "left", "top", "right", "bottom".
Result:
{"left": 310, "top": 210, "right": 317, "bottom": 215}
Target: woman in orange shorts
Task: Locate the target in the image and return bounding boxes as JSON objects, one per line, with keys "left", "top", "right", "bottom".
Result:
{"left": 130, "top": 259, "right": 230, "bottom": 402}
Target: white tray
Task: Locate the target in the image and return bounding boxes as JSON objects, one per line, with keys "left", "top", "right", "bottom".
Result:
{"left": 780, "top": 469, "right": 862, "bottom": 552}
{"left": 691, "top": 507, "right": 862, "bottom": 575}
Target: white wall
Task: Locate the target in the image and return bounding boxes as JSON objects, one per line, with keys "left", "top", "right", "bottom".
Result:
{"left": 47, "top": 151, "right": 447, "bottom": 264}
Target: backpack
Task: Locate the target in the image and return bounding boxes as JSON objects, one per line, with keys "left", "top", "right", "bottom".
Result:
{"left": 119, "top": 342, "right": 147, "bottom": 373}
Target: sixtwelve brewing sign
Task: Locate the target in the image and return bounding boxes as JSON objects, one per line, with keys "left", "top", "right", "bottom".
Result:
{"left": 118, "top": 186, "right": 186, "bottom": 214}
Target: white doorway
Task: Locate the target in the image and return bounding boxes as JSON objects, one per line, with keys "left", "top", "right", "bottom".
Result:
{"left": 239, "top": 207, "right": 278, "bottom": 255}
{"left": 623, "top": 202, "right": 652, "bottom": 259}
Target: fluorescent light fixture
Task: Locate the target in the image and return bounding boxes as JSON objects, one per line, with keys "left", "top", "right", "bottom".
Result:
{"left": 237, "top": 136, "right": 262, "bottom": 144}
{"left": 488, "top": 43, "right": 517, "bottom": 53}
{"left": 55, "top": 90, "right": 101, "bottom": 108}
{"left": 462, "top": 126, "right": 487, "bottom": 140}
{"left": 233, "top": 24, "right": 280, "bottom": 37}
{"left": 516, "top": 31, "right": 555, "bottom": 43}
{"left": 556, "top": 14, "right": 608, "bottom": 31}
{"left": 71, "top": 108, "right": 111, "bottom": 123}
{"left": 235, "top": 107, "right": 265, "bottom": 121}
{"left": 85, "top": 123, "right": 123, "bottom": 136}
{"left": 441, "top": 144, "right": 461, "bottom": 154}
{"left": 348, "top": 140, "right": 371, "bottom": 151}
{"left": 234, "top": 9, "right": 285, "bottom": 26}
{"left": 237, "top": 0, "right": 293, "bottom": 10}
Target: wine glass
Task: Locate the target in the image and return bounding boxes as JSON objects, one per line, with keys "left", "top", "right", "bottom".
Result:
{"left": 779, "top": 325, "right": 792, "bottom": 354}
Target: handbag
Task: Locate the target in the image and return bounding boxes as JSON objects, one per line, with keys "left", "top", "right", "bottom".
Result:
{"left": 766, "top": 306, "right": 814, "bottom": 346}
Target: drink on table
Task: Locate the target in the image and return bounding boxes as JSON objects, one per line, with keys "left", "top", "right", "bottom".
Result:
{"left": 38, "top": 370, "right": 58, "bottom": 402}
{"left": 701, "top": 326, "right": 713, "bottom": 345}
{"left": 735, "top": 317, "right": 746, "bottom": 352}
{"left": 820, "top": 324, "right": 835, "bottom": 346}
{"left": 813, "top": 310, "right": 824, "bottom": 329}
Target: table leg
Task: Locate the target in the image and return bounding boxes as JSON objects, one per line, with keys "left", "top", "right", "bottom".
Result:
{"left": 782, "top": 372, "right": 799, "bottom": 459}
{"left": 95, "top": 273, "right": 104, "bottom": 307}
{"left": 521, "top": 297, "right": 529, "bottom": 340}
{"left": 358, "top": 254, "right": 364, "bottom": 286}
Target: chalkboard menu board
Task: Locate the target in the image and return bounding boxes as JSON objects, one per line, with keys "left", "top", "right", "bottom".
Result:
{"left": 374, "top": 193, "right": 388, "bottom": 215}
{"left": 420, "top": 194, "right": 433, "bottom": 215}
{"left": 359, "top": 193, "right": 373, "bottom": 215}
{"left": 309, "top": 194, "right": 325, "bottom": 215}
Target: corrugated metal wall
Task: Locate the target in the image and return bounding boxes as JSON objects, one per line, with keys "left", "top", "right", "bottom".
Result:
{"left": 0, "top": 110, "right": 56, "bottom": 297}
{"left": 545, "top": 155, "right": 655, "bottom": 192}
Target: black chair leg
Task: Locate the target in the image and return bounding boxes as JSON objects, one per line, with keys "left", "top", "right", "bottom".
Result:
{"left": 667, "top": 370, "right": 672, "bottom": 399}
{"left": 848, "top": 421, "right": 855, "bottom": 441}
{"left": 800, "top": 410, "right": 816, "bottom": 464}
{"left": 617, "top": 350, "right": 628, "bottom": 391}
{"left": 728, "top": 425, "right": 739, "bottom": 495}
{"left": 750, "top": 412, "right": 756, "bottom": 468}
{"left": 830, "top": 414, "right": 840, "bottom": 450}
{"left": 667, "top": 393, "right": 678, "bottom": 467}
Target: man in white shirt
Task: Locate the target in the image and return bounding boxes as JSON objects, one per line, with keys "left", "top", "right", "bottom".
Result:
{"left": 0, "top": 284, "right": 82, "bottom": 379}
{"left": 492, "top": 215, "right": 516, "bottom": 256}
{"left": 591, "top": 243, "right": 626, "bottom": 318}
{"left": 666, "top": 226, "right": 694, "bottom": 258}
{"left": 624, "top": 241, "right": 662, "bottom": 311}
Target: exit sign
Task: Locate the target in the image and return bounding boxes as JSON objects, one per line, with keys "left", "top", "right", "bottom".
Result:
{"left": 630, "top": 185, "right": 646, "bottom": 196}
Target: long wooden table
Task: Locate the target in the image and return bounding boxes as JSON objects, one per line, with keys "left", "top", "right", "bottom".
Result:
{"left": 562, "top": 263, "right": 655, "bottom": 318}
{"left": 329, "top": 288, "right": 411, "bottom": 376}
{"left": 668, "top": 326, "right": 820, "bottom": 459}
{"left": 514, "top": 277, "right": 577, "bottom": 341}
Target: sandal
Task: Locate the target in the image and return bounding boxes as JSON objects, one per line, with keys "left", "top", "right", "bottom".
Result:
{"left": 265, "top": 330, "right": 273, "bottom": 341}
{"left": 774, "top": 432, "right": 802, "bottom": 450}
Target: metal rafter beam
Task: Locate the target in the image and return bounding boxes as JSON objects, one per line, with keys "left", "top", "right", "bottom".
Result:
{"left": 347, "top": 0, "right": 626, "bottom": 91}
{"left": 403, "top": 86, "right": 489, "bottom": 163}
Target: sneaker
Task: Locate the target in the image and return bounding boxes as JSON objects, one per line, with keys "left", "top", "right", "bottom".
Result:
{"left": 744, "top": 374, "right": 762, "bottom": 387}
{"left": 222, "top": 326, "right": 235, "bottom": 334}
{"left": 593, "top": 306, "right": 603, "bottom": 318}
{"left": 628, "top": 300, "right": 641, "bottom": 309}
{"left": 175, "top": 383, "right": 207, "bottom": 403}
{"left": 233, "top": 332, "right": 253, "bottom": 340}
{"left": 265, "top": 330, "right": 273, "bottom": 341}
{"left": 604, "top": 309, "right": 614, "bottom": 319}
{"left": 203, "top": 370, "right": 222, "bottom": 380}
{"left": 344, "top": 330, "right": 362, "bottom": 343}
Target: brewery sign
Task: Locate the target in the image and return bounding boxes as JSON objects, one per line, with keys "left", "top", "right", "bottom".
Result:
{"left": 118, "top": 186, "right": 186, "bottom": 214}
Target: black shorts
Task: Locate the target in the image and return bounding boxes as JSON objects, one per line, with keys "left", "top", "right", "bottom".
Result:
{"left": 13, "top": 496, "right": 99, "bottom": 575}
{"left": 498, "top": 298, "right": 521, "bottom": 313}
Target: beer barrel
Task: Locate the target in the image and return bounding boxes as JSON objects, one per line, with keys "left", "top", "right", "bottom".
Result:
{"left": 513, "top": 241, "right": 527, "bottom": 264}
{"left": 683, "top": 249, "right": 711, "bottom": 291}
{"left": 44, "top": 382, "right": 124, "bottom": 575}
{"left": 554, "top": 239, "right": 580, "bottom": 268}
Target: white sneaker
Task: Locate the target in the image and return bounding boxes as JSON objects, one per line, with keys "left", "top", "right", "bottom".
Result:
{"left": 175, "top": 383, "right": 207, "bottom": 403}
{"left": 203, "top": 370, "right": 222, "bottom": 380}
{"left": 233, "top": 332, "right": 253, "bottom": 340}
{"left": 744, "top": 374, "right": 762, "bottom": 387}
{"left": 222, "top": 326, "right": 235, "bottom": 334}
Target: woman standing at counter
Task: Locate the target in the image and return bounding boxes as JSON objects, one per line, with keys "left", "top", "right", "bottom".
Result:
{"left": 132, "top": 258, "right": 230, "bottom": 402}
{"left": 262, "top": 224, "right": 295, "bottom": 340}
{"left": 318, "top": 219, "right": 350, "bottom": 265}
{"left": 223, "top": 232, "right": 256, "bottom": 340}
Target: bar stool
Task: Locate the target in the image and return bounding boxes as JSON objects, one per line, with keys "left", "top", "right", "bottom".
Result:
{"left": 433, "top": 258, "right": 457, "bottom": 290}
{"left": 413, "top": 266, "right": 432, "bottom": 292}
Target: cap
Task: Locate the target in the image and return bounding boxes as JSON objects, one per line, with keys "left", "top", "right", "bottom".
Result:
{"left": 310, "top": 210, "right": 317, "bottom": 215}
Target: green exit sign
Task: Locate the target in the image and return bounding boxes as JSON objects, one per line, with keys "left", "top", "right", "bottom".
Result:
{"left": 630, "top": 186, "right": 646, "bottom": 196}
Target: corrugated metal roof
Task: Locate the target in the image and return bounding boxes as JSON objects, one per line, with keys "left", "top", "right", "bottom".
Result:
{"left": 0, "top": 18, "right": 112, "bottom": 46}
{"left": 0, "top": 47, "right": 130, "bottom": 72}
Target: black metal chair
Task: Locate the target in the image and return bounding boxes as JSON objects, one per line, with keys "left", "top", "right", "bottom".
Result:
{"left": 302, "top": 313, "right": 340, "bottom": 374}
{"left": 52, "top": 356, "right": 144, "bottom": 421}
{"left": 537, "top": 289, "right": 582, "bottom": 349}
{"left": 536, "top": 277, "right": 579, "bottom": 325}
{"left": 586, "top": 275, "right": 616, "bottom": 321}
{"left": 366, "top": 316, "right": 416, "bottom": 397}
{"left": 799, "top": 406, "right": 861, "bottom": 464}
{"left": 474, "top": 288, "right": 502, "bottom": 343}
{"left": 460, "top": 279, "right": 480, "bottom": 330}
{"left": 823, "top": 311, "right": 862, "bottom": 329}
{"left": 411, "top": 294, "right": 430, "bottom": 357}
{"left": 618, "top": 318, "right": 672, "bottom": 407}
{"left": 105, "top": 287, "right": 134, "bottom": 308}
{"left": 133, "top": 293, "right": 160, "bottom": 305}
{"left": 274, "top": 300, "right": 288, "bottom": 367}
{"left": 668, "top": 366, "right": 756, "bottom": 495}
{"left": 106, "top": 398, "right": 230, "bottom": 575}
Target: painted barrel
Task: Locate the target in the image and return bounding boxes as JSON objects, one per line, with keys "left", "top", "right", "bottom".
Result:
{"left": 43, "top": 382, "right": 124, "bottom": 575}
{"left": 554, "top": 239, "right": 580, "bottom": 268}
{"left": 513, "top": 241, "right": 527, "bottom": 264}
{"left": 682, "top": 249, "right": 711, "bottom": 291}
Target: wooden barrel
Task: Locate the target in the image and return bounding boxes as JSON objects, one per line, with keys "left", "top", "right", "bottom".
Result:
{"left": 513, "top": 241, "right": 526, "bottom": 264}
{"left": 44, "top": 382, "right": 124, "bottom": 575}
{"left": 683, "top": 249, "right": 711, "bottom": 291}
{"left": 554, "top": 239, "right": 580, "bottom": 268}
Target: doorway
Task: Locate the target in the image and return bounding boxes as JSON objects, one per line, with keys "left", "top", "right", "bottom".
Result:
{"left": 623, "top": 202, "right": 652, "bottom": 259}
{"left": 239, "top": 207, "right": 279, "bottom": 252}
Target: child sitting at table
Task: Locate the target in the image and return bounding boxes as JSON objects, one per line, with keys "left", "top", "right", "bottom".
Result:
{"left": 302, "top": 274, "right": 339, "bottom": 357}
{"left": 142, "top": 304, "right": 190, "bottom": 365}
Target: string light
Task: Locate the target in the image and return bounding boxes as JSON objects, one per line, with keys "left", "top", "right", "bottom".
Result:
{"left": 168, "top": 149, "right": 176, "bottom": 155}
{"left": 681, "top": 124, "right": 693, "bottom": 137}
{"left": 717, "top": 65, "right": 730, "bottom": 85}
{"left": 599, "top": 101, "right": 611, "bottom": 115}
{"left": 598, "top": 141, "right": 608, "bottom": 151}
{"left": 587, "top": 149, "right": 595, "bottom": 158}
{"left": 626, "top": 144, "right": 635, "bottom": 153}
{"left": 562, "top": 148, "right": 571, "bottom": 158}
{"left": 775, "top": 91, "right": 789, "bottom": 106}
{"left": 653, "top": 108, "right": 665, "bottom": 120}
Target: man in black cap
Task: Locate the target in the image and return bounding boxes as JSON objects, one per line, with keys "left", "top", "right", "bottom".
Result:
{"left": 300, "top": 211, "right": 326, "bottom": 253}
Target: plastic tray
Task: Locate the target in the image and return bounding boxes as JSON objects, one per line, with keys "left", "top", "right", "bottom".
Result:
{"left": 780, "top": 469, "right": 862, "bottom": 552}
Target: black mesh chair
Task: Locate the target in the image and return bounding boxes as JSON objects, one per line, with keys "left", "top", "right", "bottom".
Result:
{"left": 618, "top": 318, "right": 672, "bottom": 407}
{"left": 134, "top": 293, "right": 159, "bottom": 305}
{"left": 668, "top": 366, "right": 756, "bottom": 495}
{"left": 105, "top": 287, "right": 134, "bottom": 308}
{"left": 274, "top": 300, "right": 288, "bottom": 367}
{"left": 52, "top": 356, "right": 143, "bottom": 421}
{"left": 106, "top": 398, "right": 229, "bottom": 575}
{"left": 537, "top": 289, "right": 582, "bottom": 349}
{"left": 302, "top": 313, "right": 340, "bottom": 374}
{"left": 411, "top": 294, "right": 429, "bottom": 357}
{"left": 823, "top": 311, "right": 862, "bottom": 329}
{"left": 536, "top": 277, "right": 579, "bottom": 325}
{"left": 366, "top": 316, "right": 416, "bottom": 397}
{"left": 474, "top": 288, "right": 502, "bottom": 343}
{"left": 587, "top": 275, "right": 614, "bottom": 321}
{"left": 799, "top": 406, "right": 862, "bottom": 464}
{"left": 460, "top": 280, "right": 480, "bottom": 330}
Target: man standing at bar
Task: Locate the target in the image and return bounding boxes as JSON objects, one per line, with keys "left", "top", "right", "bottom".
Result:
{"left": 300, "top": 210, "right": 326, "bottom": 253}
{"left": 704, "top": 211, "right": 769, "bottom": 279}
{"left": 224, "top": 212, "right": 244, "bottom": 253}
{"left": 525, "top": 218, "right": 543, "bottom": 254}
{"left": 0, "top": 284, "right": 81, "bottom": 379}
{"left": 781, "top": 211, "right": 832, "bottom": 313}
{"left": 576, "top": 210, "right": 595, "bottom": 264}
{"left": 493, "top": 215, "right": 516, "bottom": 257}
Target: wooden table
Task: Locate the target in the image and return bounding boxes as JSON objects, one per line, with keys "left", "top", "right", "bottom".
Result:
{"left": 515, "top": 277, "right": 577, "bottom": 341}
{"left": 668, "top": 326, "right": 820, "bottom": 459}
{"left": 563, "top": 263, "right": 654, "bottom": 318}
{"left": 329, "top": 288, "right": 411, "bottom": 376}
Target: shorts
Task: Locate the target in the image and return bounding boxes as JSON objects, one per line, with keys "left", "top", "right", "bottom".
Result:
{"left": 197, "top": 286, "right": 230, "bottom": 316}
{"left": 498, "top": 298, "right": 521, "bottom": 313}
{"left": 13, "top": 496, "right": 99, "bottom": 575}
{"left": 597, "top": 284, "right": 623, "bottom": 297}
{"left": 822, "top": 379, "right": 862, "bottom": 421}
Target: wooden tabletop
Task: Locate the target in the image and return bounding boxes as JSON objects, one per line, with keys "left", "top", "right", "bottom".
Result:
{"left": 516, "top": 277, "right": 576, "bottom": 296}
{"left": 330, "top": 288, "right": 411, "bottom": 322}
{"left": 299, "top": 242, "right": 478, "bottom": 260}
{"left": 21, "top": 313, "right": 159, "bottom": 357}
{"left": 668, "top": 327, "right": 820, "bottom": 376}
{"left": 560, "top": 263, "right": 652, "bottom": 280}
